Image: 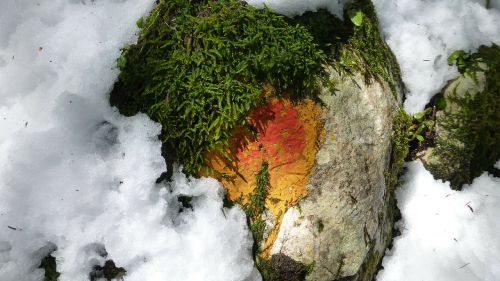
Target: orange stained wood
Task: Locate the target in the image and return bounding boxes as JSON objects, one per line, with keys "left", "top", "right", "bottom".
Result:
{"left": 204, "top": 98, "right": 323, "bottom": 258}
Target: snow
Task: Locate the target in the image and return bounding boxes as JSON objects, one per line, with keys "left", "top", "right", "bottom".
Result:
{"left": 245, "top": 0, "right": 346, "bottom": 18}
{"left": 377, "top": 161, "right": 500, "bottom": 281}
{"left": 373, "top": 0, "right": 500, "bottom": 113}
{"left": 0, "top": 1, "right": 257, "bottom": 281}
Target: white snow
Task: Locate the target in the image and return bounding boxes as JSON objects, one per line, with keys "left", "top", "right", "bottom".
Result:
{"left": 0, "top": 1, "right": 257, "bottom": 281}
{"left": 373, "top": 0, "right": 500, "bottom": 113}
{"left": 245, "top": 0, "right": 346, "bottom": 18}
{"left": 377, "top": 161, "right": 500, "bottom": 281}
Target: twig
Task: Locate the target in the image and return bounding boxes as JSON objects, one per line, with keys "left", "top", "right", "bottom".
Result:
{"left": 464, "top": 201, "right": 474, "bottom": 213}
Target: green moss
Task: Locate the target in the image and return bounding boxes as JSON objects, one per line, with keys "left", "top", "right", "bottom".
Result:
{"left": 256, "top": 257, "right": 278, "bottom": 281}
{"left": 289, "top": 9, "right": 352, "bottom": 57}
{"left": 342, "top": 0, "right": 402, "bottom": 97}
{"left": 110, "top": 0, "right": 326, "bottom": 175}
{"left": 428, "top": 44, "right": 500, "bottom": 189}
{"left": 39, "top": 253, "right": 60, "bottom": 281}
{"left": 244, "top": 161, "right": 270, "bottom": 252}
{"left": 235, "top": 161, "right": 273, "bottom": 279}
{"left": 290, "top": 0, "right": 402, "bottom": 99}
{"left": 304, "top": 261, "right": 315, "bottom": 277}
{"left": 386, "top": 105, "right": 439, "bottom": 191}
{"left": 448, "top": 49, "right": 485, "bottom": 83}
{"left": 89, "top": 260, "right": 126, "bottom": 281}
{"left": 386, "top": 108, "right": 412, "bottom": 191}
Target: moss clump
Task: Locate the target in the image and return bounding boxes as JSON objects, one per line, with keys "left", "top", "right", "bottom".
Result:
{"left": 427, "top": 44, "right": 500, "bottom": 189}
{"left": 386, "top": 108, "right": 412, "bottom": 191}
{"left": 89, "top": 260, "right": 126, "bottom": 281}
{"left": 340, "top": 0, "right": 402, "bottom": 97}
{"left": 110, "top": 0, "right": 326, "bottom": 174}
{"left": 39, "top": 253, "right": 60, "bottom": 281}
{"left": 239, "top": 161, "right": 273, "bottom": 279}
{"left": 290, "top": 0, "right": 402, "bottom": 99}
{"left": 244, "top": 161, "right": 269, "bottom": 253}
{"left": 289, "top": 9, "right": 352, "bottom": 56}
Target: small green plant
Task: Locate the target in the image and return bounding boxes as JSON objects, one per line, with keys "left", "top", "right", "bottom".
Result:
{"left": 110, "top": 0, "right": 326, "bottom": 175}
{"left": 349, "top": 10, "right": 364, "bottom": 27}
{"left": 245, "top": 161, "right": 269, "bottom": 246}
{"left": 89, "top": 260, "right": 126, "bottom": 281}
{"left": 238, "top": 161, "right": 273, "bottom": 278}
{"left": 386, "top": 106, "right": 435, "bottom": 191}
{"left": 448, "top": 49, "right": 485, "bottom": 83}
{"left": 407, "top": 108, "right": 434, "bottom": 143}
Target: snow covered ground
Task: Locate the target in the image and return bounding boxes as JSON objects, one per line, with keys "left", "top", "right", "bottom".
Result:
{"left": 377, "top": 161, "right": 500, "bottom": 281}
{"left": 0, "top": 1, "right": 257, "bottom": 281}
{"left": 0, "top": 0, "right": 499, "bottom": 281}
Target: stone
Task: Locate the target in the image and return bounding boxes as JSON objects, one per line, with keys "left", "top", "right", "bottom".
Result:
{"left": 269, "top": 68, "right": 399, "bottom": 280}
{"left": 204, "top": 98, "right": 324, "bottom": 256}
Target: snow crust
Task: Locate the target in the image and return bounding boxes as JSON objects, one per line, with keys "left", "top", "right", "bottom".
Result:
{"left": 0, "top": 1, "right": 257, "bottom": 280}
{"left": 377, "top": 161, "right": 500, "bottom": 281}
{"left": 373, "top": 0, "right": 500, "bottom": 113}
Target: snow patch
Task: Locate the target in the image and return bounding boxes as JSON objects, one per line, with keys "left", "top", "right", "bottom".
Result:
{"left": 377, "top": 161, "right": 500, "bottom": 281}
{"left": 0, "top": 1, "right": 257, "bottom": 280}
{"left": 373, "top": 0, "right": 500, "bottom": 113}
{"left": 246, "top": 0, "right": 346, "bottom": 18}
